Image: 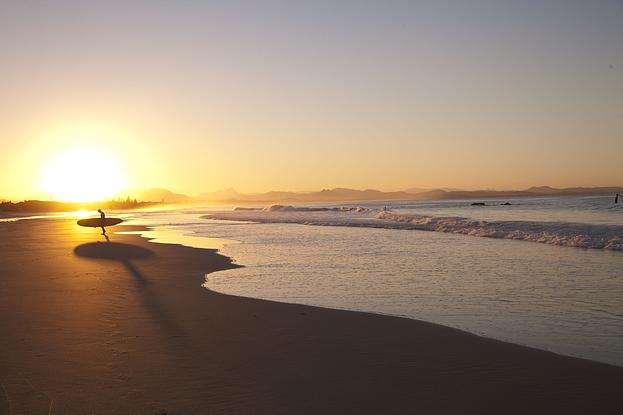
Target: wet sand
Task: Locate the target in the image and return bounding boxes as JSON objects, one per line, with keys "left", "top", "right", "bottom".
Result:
{"left": 0, "top": 218, "right": 622, "bottom": 414}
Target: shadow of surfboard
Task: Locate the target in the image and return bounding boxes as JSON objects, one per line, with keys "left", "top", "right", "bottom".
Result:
{"left": 73, "top": 242, "right": 185, "bottom": 341}
{"left": 74, "top": 242, "right": 154, "bottom": 286}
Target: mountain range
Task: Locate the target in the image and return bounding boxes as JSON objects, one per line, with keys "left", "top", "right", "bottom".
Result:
{"left": 121, "top": 186, "right": 623, "bottom": 204}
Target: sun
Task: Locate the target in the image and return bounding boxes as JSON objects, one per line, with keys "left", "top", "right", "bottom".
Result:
{"left": 41, "top": 147, "right": 125, "bottom": 202}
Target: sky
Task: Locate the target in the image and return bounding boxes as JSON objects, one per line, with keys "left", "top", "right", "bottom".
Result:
{"left": 1, "top": 0, "right": 622, "bottom": 199}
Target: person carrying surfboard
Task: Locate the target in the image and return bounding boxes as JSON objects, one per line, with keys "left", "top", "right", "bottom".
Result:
{"left": 98, "top": 209, "right": 107, "bottom": 235}
{"left": 76, "top": 213, "right": 122, "bottom": 243}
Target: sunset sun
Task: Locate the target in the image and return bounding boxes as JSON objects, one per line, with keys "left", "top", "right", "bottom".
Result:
{"left": 40, "top": 147, "right": 125, "bottom": 202}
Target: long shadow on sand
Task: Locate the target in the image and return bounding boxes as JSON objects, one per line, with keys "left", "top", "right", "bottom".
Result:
{"left": 74, "top": 242, "right": 186, "bottom": 341}
{"left": 74, "top": 242, "right": 154, "bottom": 286}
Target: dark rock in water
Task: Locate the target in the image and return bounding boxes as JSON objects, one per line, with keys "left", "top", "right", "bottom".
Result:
{"left": 500, "top": 202, "right": 512, "bottom": 206}
{"left": 471, "top": 202, "right": 486, "bottom": 206}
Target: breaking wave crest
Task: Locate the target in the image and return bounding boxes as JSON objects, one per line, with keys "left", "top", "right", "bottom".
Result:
{"left": 375, "top": 211, "right": 623, "bottom": 250}
{"left": 204, "top": 208, "right": 623, "bottom": 251}
{"left": 234, "top": 205, "right": 369, "bottom": 213}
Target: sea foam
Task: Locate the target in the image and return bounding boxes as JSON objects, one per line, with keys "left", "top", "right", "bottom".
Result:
{"left": 205, "top": 207, "right": 623, "bottom": 250}
{"left": 375, "top": 211, "right": 623, "bottom": 250}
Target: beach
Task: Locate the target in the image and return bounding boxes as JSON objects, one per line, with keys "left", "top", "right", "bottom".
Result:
{"left": 1, "top": 218, "right": 622, "bottom": 414}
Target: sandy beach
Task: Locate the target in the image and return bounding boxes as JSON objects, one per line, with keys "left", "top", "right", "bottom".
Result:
{"left": 0, "top": 218, "right": 622, "bottom": 414}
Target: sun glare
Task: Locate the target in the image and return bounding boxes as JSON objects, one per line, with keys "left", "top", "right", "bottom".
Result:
{"left": 41, "top": 147, "right": 125, "bottom": 202}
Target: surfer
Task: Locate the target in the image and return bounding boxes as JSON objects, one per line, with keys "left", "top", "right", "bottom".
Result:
{"left": 616, "top": 194, "right": 621, "bottom": 204}
{"left": 76, "top": 212, "right": 121, "bottom": 242}
{"left": 98, "top": 209, "right": 106, "bottom": 235}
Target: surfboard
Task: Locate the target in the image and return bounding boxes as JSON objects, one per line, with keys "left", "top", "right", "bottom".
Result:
{"left": 77, "top": 218, "right": 124, "bottom": 228}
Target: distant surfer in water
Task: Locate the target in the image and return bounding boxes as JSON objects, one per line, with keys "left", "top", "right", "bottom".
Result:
{"left": 98, "top": 209, "right": 106, "bottom": 236}
{"left": 616, "top": 194, "right": 621, "bottom": 204}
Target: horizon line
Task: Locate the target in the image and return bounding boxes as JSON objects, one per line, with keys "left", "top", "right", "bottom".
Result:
{"left": 3, "top": 184, "right": 623, "bottom": 204}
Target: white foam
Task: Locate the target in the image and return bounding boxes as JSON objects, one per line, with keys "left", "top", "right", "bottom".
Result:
{"left": 262, "top": 204, "right": 369, "bottom": 212}
{"left": 375, "top": 211, "right": 623, "bottom": 250}
{"left": 205, "top": 208, "right": 623, "bottom": 251}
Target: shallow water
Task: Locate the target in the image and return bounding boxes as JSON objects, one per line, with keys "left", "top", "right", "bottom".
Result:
{"left": 125, "top": 196, "right": 623, "bottom": 366}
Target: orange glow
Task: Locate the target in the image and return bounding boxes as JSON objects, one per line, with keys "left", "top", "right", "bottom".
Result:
{"left": 40, "top": 147, "right": 125, "bottom": 202}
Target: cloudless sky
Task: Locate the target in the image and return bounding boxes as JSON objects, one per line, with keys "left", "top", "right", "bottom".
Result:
{"left": 1, "top": 0, "right": 622, "bottom": 198}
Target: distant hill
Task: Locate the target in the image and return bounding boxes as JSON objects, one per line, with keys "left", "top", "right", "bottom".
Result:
{"left": 404, "top": 187, "right": 428, "bottom": 194}
{"left": 196, "top": 188, "right": 242, "bottom": 201}
{"left": 404, "top": 187, "right": 461, "bottom": 194}
{"left": 525, "top": 186, "right": 560, "bottom": 194}
{"left": 3, "top": 185, "right": 620, "bottom": 209}
{"left": 196, "top": 187, "right": 416, "bottom": 203}
{"left": 192, "top": 186, "right": 623, "bottom": 203}
{"left": 314, "top": 188, "right": 415, "bottom": 201}
{"left": 120, "top": 188, "right": 192, "bottom": 203}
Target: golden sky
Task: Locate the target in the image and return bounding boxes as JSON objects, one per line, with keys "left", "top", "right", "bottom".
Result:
{"left": 1, "top": 1, "right": 622, "bottom": 200}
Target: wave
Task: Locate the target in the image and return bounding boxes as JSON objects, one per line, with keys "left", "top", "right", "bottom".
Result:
{"left": 233, "top": 205, "right": 369, "bottom": 212}
{"left": 375, "top": 211, "right": 623, "bottom": 250}
{"left": 261, "top": 204, "right": 369, "bottom": 213}
{"left": 204, "top": 209, "right": 623, "bottom": 251}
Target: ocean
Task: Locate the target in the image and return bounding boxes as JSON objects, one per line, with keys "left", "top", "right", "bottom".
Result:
{"left": 125, "top": 195, "right": 623, "bottom": 366}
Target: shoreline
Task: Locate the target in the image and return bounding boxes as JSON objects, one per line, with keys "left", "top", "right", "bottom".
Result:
{"left": 124, "top": 218, "right": 622, "bottom": 369}
{"left": 1, "top": 218, "right": 622, "bottom": 414}
{"left": 204, "top": 273, "right": 623, "bottom": 370}
{"left": 205, "top": 284, "right": 623, "bottom": 371}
